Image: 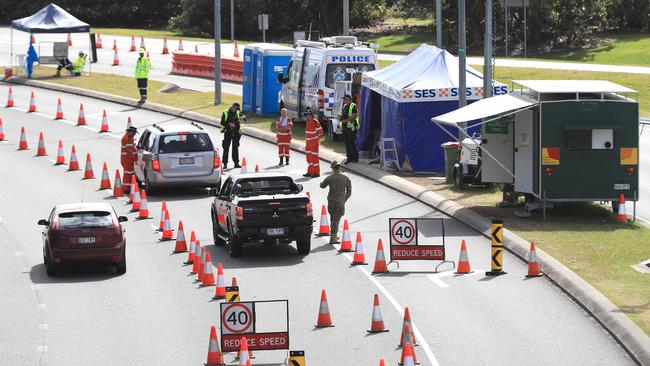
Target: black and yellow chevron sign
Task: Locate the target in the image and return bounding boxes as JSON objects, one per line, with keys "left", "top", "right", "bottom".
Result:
{"left": 486, "top": 219, "right": 507, "bottom": 276}
{"left": 289, "top": 350, "right": 305, "bottom": 366}
{"left": 225, "top": 286, "right": 240, "bottom": 303}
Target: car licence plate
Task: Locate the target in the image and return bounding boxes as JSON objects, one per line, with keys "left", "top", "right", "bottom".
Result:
{"left": 78, "top": 237, "right": 96, "bottom": 244}
{"left": 267, "top": 228, "right": 284, "bottom": 236}
{"left": 179, "top": 157, "right": 194, "bottom": 165}
{"left": 614, "top": 183, "right": 630, "bottom": 190}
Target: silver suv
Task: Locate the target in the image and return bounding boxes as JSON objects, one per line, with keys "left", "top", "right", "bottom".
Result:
{"left": 134, "top": 123, "right": 221, "bottom": 193}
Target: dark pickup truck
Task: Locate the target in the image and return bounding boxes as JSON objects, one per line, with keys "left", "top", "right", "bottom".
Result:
{"left": 210, "top": 173, "right": 313, "bottom": 257}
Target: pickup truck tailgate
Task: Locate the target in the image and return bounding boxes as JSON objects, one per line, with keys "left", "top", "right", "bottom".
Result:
{"left": 238, "top": 197, "right": 311, "bottom": 227}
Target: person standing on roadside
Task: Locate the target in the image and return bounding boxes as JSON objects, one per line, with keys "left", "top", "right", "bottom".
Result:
{"left": 134, "top": 48, "right": 150, "bottom": 104}
{"left": 221, "top": 102, "right": 245, "bottom": 169}
{"left": 120, "top": 126, "right": 138, "bottom": 193}
{"left": 320, "top": 160, "right": 352, "bottom": 244}
{"left": 303, "top": 108, "right": 323, "bottom": 178}
{"left": 338, "top": 94, "right": 359, "bottom": 164}
{"left": 275, "top": 108, "right": 293, "bottom": 166}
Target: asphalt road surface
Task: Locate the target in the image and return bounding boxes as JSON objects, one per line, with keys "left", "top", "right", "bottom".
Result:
{"left": 0, "top": 83, "right": 635, "bottom": 365}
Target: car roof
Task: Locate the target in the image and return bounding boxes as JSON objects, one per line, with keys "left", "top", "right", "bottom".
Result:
{"left": 230, "top": 172, "right": 293, "bottom": 181}
{"left": 147, "top": 124, "right": 206, "bottom": 134}
{"left": 55, "top": 202, "right": 114, "bottom": 214}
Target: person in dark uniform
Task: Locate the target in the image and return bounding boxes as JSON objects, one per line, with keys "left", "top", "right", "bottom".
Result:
{"left": 220, "top": 102, "right": 245, "bottom": 169}
{"left": 339, "top": 94, "right": 359, "bottom": 164}
{"left": 319, "top": 160, "right": 352, "bottom": 244}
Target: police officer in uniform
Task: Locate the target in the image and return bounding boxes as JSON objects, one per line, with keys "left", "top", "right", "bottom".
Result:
{"left": 339, "top": 94, "right": 359, "bottom": 164}
{"left": 319, "top": 160, "right": 352, "bottom": 244}
{"left": 220, "top": 102, "right": 245, "bottom": 169}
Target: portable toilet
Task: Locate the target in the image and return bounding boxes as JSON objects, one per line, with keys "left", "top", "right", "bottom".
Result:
{"left": 254, "top": 44, "right": 293, "bottom": 116}
{"left": 242, "top": 43, "right": 264, "bottom": 113}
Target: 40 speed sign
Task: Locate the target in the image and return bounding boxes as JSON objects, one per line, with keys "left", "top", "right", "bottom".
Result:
{"left": 388, "top": 217, "right": 447, "bottom": 262}
{"left": 221, "top": 302, "right": 254, "bottom": 335}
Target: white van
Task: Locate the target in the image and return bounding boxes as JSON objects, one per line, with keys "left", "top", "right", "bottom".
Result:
{"left": 278, "top": 36, "right": 377, "bottom": 140}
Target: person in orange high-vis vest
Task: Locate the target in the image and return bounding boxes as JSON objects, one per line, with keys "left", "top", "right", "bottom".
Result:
{"left": 275, "top": 108, "right": 293, "bottom": 166}
{"left": 120, "top": 126, "right": 138, "bottom": 193}
{"left": 303, "top": 109, "right": 323, "bottom": 178}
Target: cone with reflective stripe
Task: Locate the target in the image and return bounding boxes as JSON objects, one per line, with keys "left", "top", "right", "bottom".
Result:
{"left": 146, "top": 51, "right": 150, "bottom": 61}
{"left": 6, "top": 87, "right": 14, "bottom": 107}
{"left": 68, "top": 145, "right": 79, "bottom": 170}
{"left": 372, "top": 238, "right": 388, "bottom": 273}
{"left": 351, "top": 232, "right": 368, "bottom": 265}
{"left": 140, "top": 36, "right": 146, "bottom": 50}
{"left": 316, "top": 205, "right": 330, "bottom": 236}
{"left": 197, "top": 246, "right": 206, "bottom": 282}
{"left": 616, "top": 193, "right": 628, "bottom": 223}
{"left": 315, "top": 289, "right": 334, "bottom": 328}
{"left": 201, "top": 252, "right": 216, "bottom": 286}
{"left": 54, "top": 140, "right": 65, "bottom": 165}
{"left": 112, "top": 48, "right": 119, "bottom": 66}
{"left": 178, "top": 38, "right": 184, "bottom": 51}
{"left": 67, "top": 33, "right": 72, "bottom": 46}
{"left": 113, "top": 169, "right": 124, "bottom": 197}
{"left": 338, "top": 219, "right": 353, "bottom": 251}
{"left": 399, "top": 307, "right": 417, "bottom": 347}
{"left": 192, "top": 241, "right": 202, "bottom": 274}
{"left": 28, "top": 91, "right": 36, "bottom": 112}
{"left": 399, "top": 326, "right": 418, "bottom": 365}
{"left": 36, "top": 132, "right": 47, "bottom": 156}
{"left": 18, "top": 126, "right": 28, "bottom": 150}
{"left": 254, "top": 164, "right": 259, "bottom": 173}
{"left": 158, "top": 200, "right": 167, "bottom": 231}
{"left": 99, "top": 110, "right": 110, "bottom": 132}
{"left": 55, "top": 98, "right": 63, "bottom": 119}
{"left": 83, "top": 153, "right": 94, "bottom": 179}
{"left": 161, "top": 209, "right": 173, "bottom": 240}
{"left": 212, "top": 263, "right": 226, "bottom": 299}
{"left": 77, "top": 103, "right": 86, "bottom": 125}
{"left": 233, "top": 41, "right": 239, "bottom": 58}
{"left": 126, "top": 116, "right": 133, "bottom": 130}
{"left": 368, "top": 294, "right": 388, "bottom": 333}
{"left": 137, "top": 189, "right": 152, "bottom": 219}
{"left": 174, "top": 220, "right": 188, "bottom": 252}
{"left": 185, "top": 231, "right": 197, "bottom": 264}
{"left": 526, "top": 242, "right": 543, "bottom": 278}
{"left": 96, "top": 33, "right": 103, "bottom": 48}
{"left": 455, "top": 239, "right": 472, "bottom": 274}
{"left": 237, "top": 337, "right": 250, "bottom": 366}
{"left": 130, "top": 180, "right": 141, "bottom": 211}
{"left": 128, "top": 175, "right": 136, "bottom": 203}
{"left": 205, "top": 325, "right": 224, "bottom": 366}
{"left": 99, "top": 163, "right": 111, "bottom": 189}
{"left": 162, "top": 37, "right": 169, "bottom": 54}
{"left": 129, "top": 35, "right": 136, "bottom": 51}
{"left": 0, "top": 118, "right": 5, "bottom": 141}
{"left": 232, "top": 276, "right": 238, "bottom": 287}
{"left": 240, "top": 157, "right": 248, "bottom": 174}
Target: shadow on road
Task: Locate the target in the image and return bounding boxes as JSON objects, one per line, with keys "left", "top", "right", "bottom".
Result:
{"left": 30, "top": 263, "right": 121, "bottom": 284}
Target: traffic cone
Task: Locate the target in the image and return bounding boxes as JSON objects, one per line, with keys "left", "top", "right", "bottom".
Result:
{"left": 54, "top": 140, "right": 65, "bottom": 165}
{"left": 399, "top": 307, "right": 417, "bottom": 347}
{"left": 67, "top": 33, "right": 72, "bottom": 46}
{"left": 68, "top": 145, "right": 79, "bottom": 170}
{"left": 367, "top": 294, "right": 388, "bottom": 333}
{"left": 197, "top": 247, "right": 206, "bottom": 282}
{"left": 112, "top": 39, "right": 117, "bottom": 50}
{"left": 372, "top": 239, "right": 388, "bottom": 273}
{"left": 18, "top": 127, "right": 28, "bottom": 150}
{"left": 192, "top": 241, "right": 202, "bottom": 274}
{"left": 140, "top": 36, "right": 146, "bottom": 50}
{"left": 232, "top": 276, "right": 238, "bottom": 287}
{"left": 99, "top": 110, "right": 110, "bottom": 132}
{"left": 379, "top": 360, "right": 386, "bottom": 366}
{"left": 174, "top": 220, "right": 188, "bottom": 252}
{"left": 127, "top": 116, "right": 133, "bottom": 130}
{"left": 137, "top": 189, "right": 151, "bottom": 219}
{"left": 96, "top": 33, "right": 103, "bottom": 48}
{"left": 185, "top": 231, "right": 197, "bottom": 264}
{"left": 77, "top": 103, "right": 86, "bottom": 125}
{"left": 28, "top": 91, "right": 36, "bottom": 112}
{"left": 339, "top": 219, "right": 353, "bottom": 251}
{"left": 112, "top": 49, "right": 119, "bottom": 66}
{"left": 616, "top": 193, "right": 628, "bottom": 223}
{"left": 161, "top": 210, "right": 173, "bottom": 240}
{"left": 83, "top": 153, "right": 94, "bottom": 179}
{"left": 99, "top": 163, "right": 111, "bottom": 189}
{"left": 526, "top": 242, "right": 543, "bottom": 278}
{"left": 55, "top": 98, "right": 63, "bottom": 119}
{"left": 146, "top": 51, "right": 150, "bottom": 61}
{"left": 455, "top": 239, "right": 472, "bottom": 274}
{"left": 240, "top": 157, "right": 248, "bottom": 174}
{"left": 36, "top": 132, "right": 47, "bottom": 156}
{"left": 315, "top": 289, "right": 334, "bottom": 328}
{"left": 233, "top": 41, "right": 240, "bottom": 58}
{"left": 399, "top": 327, "right": 418, "bottom": 365}
{"left": 237, "top": 337, "right": 250, "bottom": 366}
{"left": 113, "top": 170, "right": 124, "bottom": 197}
{"left": 6, "top": 87, "right": 14, "bottom": 107}
{"left": 178, "top": 38, "right": 184, "bottom": 51}
{"left": 128, "top": 175, "right": 137, "bottom": 203}
{"left": 201, "top": 252, "right": 216, "bottom": 286}
{"left": 205, "top": 325, "right": 224, "bottom": 366}
{"left": 0, "top": 118, "right": 4, "bottom": 141}
{"left": 129, "top": 35, "right": 136, "bottom": 52}
{"left": 158, "top": 200, "right": 167, "bottom": 231}
{"left": 254, "top": 164, "right": 259, "bottom": 173}
{"left": 316, "top": 205, "right": 330, "bottom": 236}
{"left": 130, "top": 180, "right": 141, "bottom": 212}
{"left": 212, "top": 263, "right": 226, "bottom": 299}
{"left": 162, "top": 37, "right": 169, "bottom": 54}
{"left": 351, "top": 232, "right": 368, "bottom": 265}
{"left": 31, "top": 35, "right": 35, "bottom": 44}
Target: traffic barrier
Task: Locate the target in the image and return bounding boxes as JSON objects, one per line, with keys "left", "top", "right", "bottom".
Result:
{"left": 130, "top": 180, "right": 141, "bottom": 211}
{"left": 6, "top": 87, "right": 14, "bottom": 107}
{"left": 162, "top": 37, "right": 169, "bottom": 55}
{"left": 197, "top": 246, "right": 207, "bottom": 282}
{"left": 171, "top": 51, "right": 243, "bottom": 82}
{"left": 55, "top": 98, "right": 63, "bottom": 119}
{"left": 161, "top": 210, "right": 174, "bottom": 240}
{"left": 36, "top": 132, "right": 47, "bottom": 156}
{"left": 368, "top": 294, "right": 388, "bottom": 333}
{"left": 192, "top": 241, "right": 202, "bottom": 274}
{"left": 351, "top": 232, "right": 368, "bottom": 265}
{"left": 486, "top": 219, "right": 506, "bottom": 276}
{"left": 28, "top": 91, "right": 36, "bottom": 112}
{"left": 616, "top": 193, "right": 628, "bottom": 222}
{"left": 213, "top": 263, "right": 226, "bottom": 299}
{"left": 316, "top": 205, "right": 330, "bottom": 236}
{"left": 0, "top": 118, "right": 5, "bottom": 141}
{"left": 99, "top": 162, "right": 111, "bottom": 189}
{"left": 315, "top": 289, "right": 334, "bottom": 328}
{"left": 455, "top": 239, "right": 472, "bottom": 274}
{"left": 201, "top": 252, "right": 216, "bottom": 286}
{"left": 68, "top": 145, "right": 79, "bottom": 170}
{"left": 339, "top": 219, "right": 353, "bottom": 251}
{"left": 526, "top": 242, "right": 543, "bottom": 278}
{"left": 83, "top": 153, "right": 94, "bottom": 179}
{"left": 174, "top": 220, "right": 187, "bottom": 252}
{"left": 372, "top": 238, "right": 388, "bottom": 273}
{"left": 158, "top": 200, "right": 167, "bottom": 231}
{"left": 112, "top": 49, "right": 119, "bottom": 66}
{"left": 18, "top": 126, "right": 28, "bottom": 150}
{"left": 138, "top": 189, "right": 151, "bottom": 219}
{"left": 399, "top": 325, "right": 418, "bottom": 365}
{"left": 113, "top": 169, "right": 124, "bottom": 197}
{"left": 96, "top": 33, "right": 103, "bottom": 48}
{"left": 240, "top": 157, "right": 248, "bottom": 174}
{"left": 206, "top": 325, "right": 225, "bottom": 366}
{"left": 67, "top": 33, "right": 72, "bottom": 46}
{"left": 399, "top": 307, "right": 417, "bottom": 347}
{"left": 185, "top": 231, "right": 196, "bottom": 264}
{"left": 77, "top": 103, "right": 86, "bottom": 125}
{"left": 99, "top": 110, "right": 110, "bottom": 132}
{"left": 129, "top": 35, "right": 136, "bottom": 52}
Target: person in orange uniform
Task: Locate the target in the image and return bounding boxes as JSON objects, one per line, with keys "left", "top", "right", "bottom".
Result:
{"left": 120, "top": 126, "right": 138, "bottom": 193}
{"left": 303, "top": 108, "right": 323, "bottom": 178}
{"left": 275, "top": 108, "right": 293, "bottom": 166}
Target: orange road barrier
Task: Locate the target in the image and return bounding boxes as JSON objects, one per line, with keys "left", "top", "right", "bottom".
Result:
{"left": 351, "top": 232, "right": 368, "bottom": 265}
{"left": 192, "top": 241, "right": 202, "bottom": 274}
{"left": 185, "top": 231, "right": 197, "bottom": 264}
{"left": 77, "top": 103, "right": 86, "bottom": 125}
{"left": 367, "top": 294, "right": 388, "bottom": 333}
{"left": 54, "top": 140, "right": 65, "bottom": 165}
{"left": 6, "top": 87, "right": 14, "bottom": 107}
{"left": 212, "top": 263, "right": 226, "bottom": 299}
{"left": 99, "top": 110, "right": 110, "bottom": 132}
{"left": 316, "top": 205, "right": 330, "bottom": 236}
{"left": 18, "top": 126, "right": 28, "bottom": 150}
{"left": 201, "top": 252, "right": 216, "bottom": 286}
{"left": 28, "top": 91, "right": 37, "bottom": 112}
{"left": 99, "top": 162, "right": 111, "bottom": 189}
{"left": 137, "top": 189, "right": 151, "bottom": 219}
{"left": 526, "top": 242, "right": 543, "bottom": 278}
{"left": 83, "top": 153, "right": 95, "bottom": 179}
{"left": 55, "top": 98, "right": 63, "bottom": 119}
{"left": 372, "top": 238, "right": 388, "bottom": 273}
{"left": 206, "top": 325, "right": 225, "bottom": 366}
{"left": 161, "top": 209, "right": 174, "bottom": 240}
{"left": 315, "top": 289, "right": 334, "bottom": 328}
{"left": 68, "top": 145, "right": 79, "bottom": 170}
{"left": 455, "top": 239, "right": 472, "bottom": 274}
{"left": 36, "top": 132, "right": 47, "bottom": 156}
{"left": 113, "top": 169, "right": 124, "bottom": 197}
{"left": 171, "top": 51, "right": 243, "bottom": 82}
{"left": 174, "top": 220, "right": 188, "bottom": 252}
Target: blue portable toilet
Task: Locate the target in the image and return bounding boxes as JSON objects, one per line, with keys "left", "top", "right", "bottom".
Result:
{"left": 254, "top": 44, "right": 293, "bottom": 116}
{"left": 242, "top": 43, "right": 264, "bottom": 113}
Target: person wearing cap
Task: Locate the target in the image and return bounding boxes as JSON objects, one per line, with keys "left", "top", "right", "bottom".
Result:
{"left": 320, "top": 160, "right": 352, "bottom": 244}
{"left": 275, "top": 108, "right": 293, "bottom": 166}
{"left": 220, "top": 102, "right": 246, "bottom": 169}
{"left": 303, "top": 108, "right": 323, "bottom": 178}
{"left": 338, "top": 94, "right": 359, "bottom": 164}
{"left": 120, "top": 126, "right": 138, "bottom": 193}
{"left": 134, "top": 48, "right": 151, "bottom": 104}
{"left": 55, "top": 51, "right": 86, "bottom": 77}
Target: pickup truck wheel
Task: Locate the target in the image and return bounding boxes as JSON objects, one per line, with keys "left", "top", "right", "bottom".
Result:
{"left": 296, "top": 235, "right": 311, "bottom": 255}
{"left": 211, "top": 212, "right": 226, "bottom": 246}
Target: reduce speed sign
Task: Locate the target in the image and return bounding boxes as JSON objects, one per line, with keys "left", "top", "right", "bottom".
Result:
{"left": 390, "top": 219, "right": 417, "bottom": 246}
{"left": 221, "top": 302, "right": 254, "bottom": 335}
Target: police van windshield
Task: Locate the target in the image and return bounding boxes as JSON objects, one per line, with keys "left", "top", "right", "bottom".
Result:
{"left": 325, "top": 64, "right": 375, "bottom": 88}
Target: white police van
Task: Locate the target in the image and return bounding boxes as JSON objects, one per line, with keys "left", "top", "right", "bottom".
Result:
{"left": 278, "top": 36, "right": 378, "bottom": 140}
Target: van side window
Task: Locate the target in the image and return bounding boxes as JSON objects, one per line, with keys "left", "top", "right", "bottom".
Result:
{"left": 284, "top": 61, "right": 293, "bottom": 82}
{"left": 137, "top": 131, "right": 150, "bottom": 149}
{"left": 290, "top": 60, "right": 302, "bottom": 89}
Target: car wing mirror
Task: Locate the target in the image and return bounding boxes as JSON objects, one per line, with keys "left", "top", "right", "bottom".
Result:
{"left": 297, "top": 183, "right": 304, "bottom": 192}
{"left": 37, "top": 219, "right": 49, "bottom": 226}
{"left": 118, "top": 216, "right": 128, "bottom": 223}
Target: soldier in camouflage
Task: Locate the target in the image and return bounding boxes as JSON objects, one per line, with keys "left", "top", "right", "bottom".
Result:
{"left": 319, "top": 160, "right": 352, "bottom": 244}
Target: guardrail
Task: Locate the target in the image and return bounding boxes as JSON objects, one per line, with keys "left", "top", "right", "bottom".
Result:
{"left": 171, "top": 52, "right": 243, "bottom": 82}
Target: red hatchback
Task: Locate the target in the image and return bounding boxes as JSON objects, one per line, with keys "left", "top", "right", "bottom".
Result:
{"left": 39, "top": 202, "right": 128, "bottom": 276}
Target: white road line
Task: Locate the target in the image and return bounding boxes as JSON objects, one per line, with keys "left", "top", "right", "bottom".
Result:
{"left": 427, "top": 270, "right": 484, "bottom": 288}
{"left": 428, "top": 276, "right": 450, "bottom": 288}
{"left": 48, "top": 159, "right": 56, "bottom": 164}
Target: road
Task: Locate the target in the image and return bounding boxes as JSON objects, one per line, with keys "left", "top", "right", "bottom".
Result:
{"left": 0, "top": 83, "right": 635, "bottom": 365}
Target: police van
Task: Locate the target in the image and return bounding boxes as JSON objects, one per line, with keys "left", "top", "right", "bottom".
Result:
{"left": 278, "top": 36, "right": 378, "bottom": 140}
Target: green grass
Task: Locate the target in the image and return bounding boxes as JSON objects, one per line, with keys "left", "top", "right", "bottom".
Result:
{"left": 384, "top": 16, "right": 433, "bottom": 27}
{"left": 93, "top": 27, "right": 289, "bottom": 46}
{"left": 367, "top": 32, "right": 435, "bottom": 54}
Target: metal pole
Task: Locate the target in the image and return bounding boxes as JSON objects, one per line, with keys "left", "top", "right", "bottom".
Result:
{"left": 523, "top": 1, "right": 527, "bottom": 58}
{"left": 214, "top": 0, "right": 222, "bottom": 105}
{"left": 263, "top": 27, "right": 266, "bottom": 43}
{"left": 436, "top": 0, "right": 442, "bottom": 48}
{"left": 230, "top": 0, "right": 235, "bottom": 43}
{"left": 458, "top": 0, "right": 467, "bottom": 131}
{"left": 343, "top": 0, "right": 350, "bottom": 36}
{"left": 505, "top": 0, "right": 508, "bottom": 57}
{"left": 484, "top": 0, "right": 493, "bottom": 98}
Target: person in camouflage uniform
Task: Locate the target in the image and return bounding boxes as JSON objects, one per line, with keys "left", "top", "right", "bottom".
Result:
{"left": 319, "top": 160, "right": 352, "bottom": 244}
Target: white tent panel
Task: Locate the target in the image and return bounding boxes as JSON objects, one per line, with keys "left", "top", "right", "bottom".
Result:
{"left": 431, "top": 93, "right": 537, "bottom": 125}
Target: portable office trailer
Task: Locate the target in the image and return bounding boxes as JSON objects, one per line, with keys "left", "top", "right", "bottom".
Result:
{"left": 254, "top": 45, "right": 293, "bottom": 116}
{"left": 433, "top": 80, "right": 639, "bottom": 209}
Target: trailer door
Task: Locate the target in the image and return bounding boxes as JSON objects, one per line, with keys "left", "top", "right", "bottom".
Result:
{"left": 481, "top": 117, "right": 514, "bottom": 183}
{"left": 514, "top": 109, "right": 537, "bottom": 194}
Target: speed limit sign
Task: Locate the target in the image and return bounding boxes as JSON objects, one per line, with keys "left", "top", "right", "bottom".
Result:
{"left": 221, "top": 302, "right": 254, "bottom": 335}
{"left": 390, "top": 219, "right": 417, "bottom": 246}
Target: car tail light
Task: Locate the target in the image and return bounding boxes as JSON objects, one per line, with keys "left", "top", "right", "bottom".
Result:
{"left": 545, "top": 167, "right": 555, "bottom": 176}
{"left": 214, "top": 152, "right": 221, "bottom": 169}
{"left": 306, "top": 202, "right": 313, "bottom": 217}
{"left": 236, "top": 206, "right": 244, "bottom": 220}
{"left": 152, "top": 158, "right": 160, "bottom": 172}
{"left": 625, "top": 167, "right": 634, "bottom": 176}
{"left": 318, "top": 89, "right": 325, "bottom": 111}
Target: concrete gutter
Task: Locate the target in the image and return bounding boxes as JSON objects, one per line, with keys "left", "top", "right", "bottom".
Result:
{"left": 6, "top": 77, "right": 650, "bottom": 365}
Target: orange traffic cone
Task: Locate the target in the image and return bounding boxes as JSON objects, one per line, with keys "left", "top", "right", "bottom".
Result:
{"left": 240, "top": 157, "right": 248, "bottom": 174}
{"left": 526, "top": 242, "right": 543, "bottom": 278}
{"left": 6, "top": 87, "right": 14, "bottom": 107}
{"left": 237, "top": 337, "right": 250, "bottom": 366}
{"left": 0, "top": 118, "right": 4, "bottom": 141}
{"left": 213, "top": 263, "right": 226, "bottom": 299}
{"left": 31, "top": 35, "right": 35, "bottom": 44}
{"left": 338, "top": 219, "right": 353, "bottom": 251}
{"left": 162, "top": 37, "right": 169, "bottom": 54}
{"left": 77, "top": 103, "right": 86, "bottom": 125}
{"left": 192, "top": 241, "right": 202, "bottom": 274}
{"left": 399, "top": 307, "right": 417, "bottom": 347}
{"left": 18, "top": 126, "right": 28, "bottom": 150}
{"left": 379, "top": 360, "right": 386, "bottom": 366}
{"left": 146, "top": 51, "right": 150, "bottom": 61}
{"left": 96, "top": 33, "right": 103, "bottom": 48}
{"left": 99, "top": 163, "right": 111, "bottom": 189}
{"left": 137, "top": 189, "right": 151, "bottom": 219}
{"left": 140, "top": 36, "right": 146, "bottom": 50}
{"left": 113, "top": 170, "right": 124, "bottom": 197}
{"left": 128, "top": 175, "right": 137, "bottom": 203}
{"left": 316, "top": 205, "right": 330, "bottom": 236}
{"left": 185, "top": 231, "right": 197, "bottom": 264}
{"left": 201, "top": 252, "right": 216, "bottom": 286}
{"left": 178, "top": 38, "right": 184, "bottom": 51}
{"left": 158, "top": 200, "right": 167, "bottom": 231}
{"left": 68, "top": 145, "right": 79, "bottom": 170}
{"left": 231, "top": 276, "right": 238, "bottom": 286}
{"left": 36, "top": 132, "right": 47, "bottom": 156}
{"left": 112, "top": 39, "right": 117, "bottom": 50}
{"left": 351, "top": 232, "right": 368, "bottom": 265}
{"left": 83, "top": 153, "right": 94, "bottom": 179}
{"left": 372, "top": 239, "right": 388, "bottom": 273}
{"left": 28, "top": 91, "right": 36, "bottom": 112}
{"left": 99, "top": 110, "right": 110, "bottom": 132}
{"left": 315, "top": 289, "right": 334, "bottom": 328}
{"left": 54, "top": 140, "right": 65, "bottom": 164}
{"left": 126, "top": 116, "right": 133, "bottom": 130}
{"left": 233, "top": 41, "right": 240, "bottom": 58}
{"left": 368, "top": 294, "right": 388, "bottom": 333}
{"left": 174, "top": 220, "right": 188, "bottom": 252}
{"left": 206, "top": 325, "right": 225, "bottom": 366}
{"left": 254, "top": 164, "right": 259, "bottom": 173}
{"left": 455, "top": 239, "right": 472, "bottom": 274}
{"left": 161, "top": 210, "right": 174, "bottom": 240}
{"left": 55, "top": 98, "right": 63, "bottom": 119}
{"left": 129, "top": 35, "right": 136, "bottom": 52}
{"left": 67, "top": 33, "right": 72, "bottom": 46}
{"left": 197, "top": 247, "right": 207, "bottom": 282}
{"left": 399, "top": 324, "right": 418, "bottom": 365}
{"left": 130, "top": 180, "right": 141, "bottom": 212}
{"left": 112, "top": 48, "right": 119, "bottom": 66}
{"left": 616, "top": 193, "right": 628, "bottom": 223}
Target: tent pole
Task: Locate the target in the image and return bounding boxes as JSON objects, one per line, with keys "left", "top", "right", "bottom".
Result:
{"left": 458, "top": 0, "right": 467, "bottom": 132}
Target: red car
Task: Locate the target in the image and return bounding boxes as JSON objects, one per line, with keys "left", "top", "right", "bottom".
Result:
{"left": 39, "top": 202, "right": 128, "bottom": 276}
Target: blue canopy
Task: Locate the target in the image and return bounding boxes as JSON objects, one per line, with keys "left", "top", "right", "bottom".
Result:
{"left": 357, "top": 45, "right": 507, "bottom": 173}
{"left": 11, "top": 3, "right": 90, "bottom": 33}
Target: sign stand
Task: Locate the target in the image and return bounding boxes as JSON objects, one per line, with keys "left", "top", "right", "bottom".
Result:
{"left": 388, "top": 218, "right": 455, "bottom": 272}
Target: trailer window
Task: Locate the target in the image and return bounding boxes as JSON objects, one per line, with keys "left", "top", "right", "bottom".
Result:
{"left": 565, "top": 128, "right": 614, "bottom": 150}
{"left": 325, "top": 63, "right": 375, "bottom": 88}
